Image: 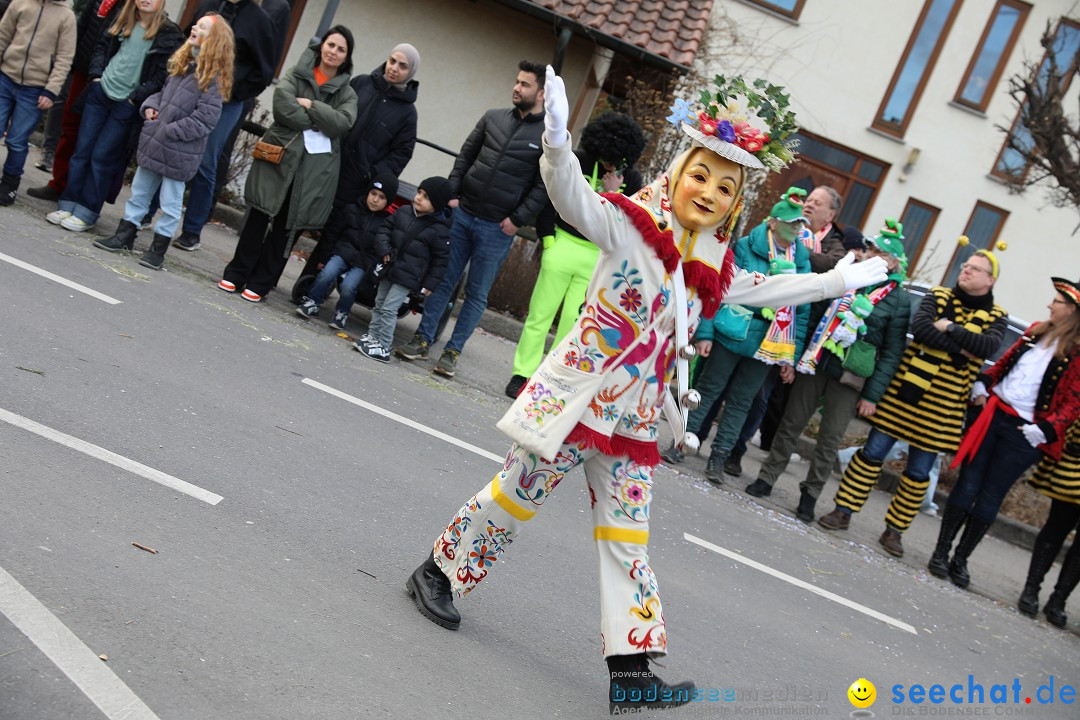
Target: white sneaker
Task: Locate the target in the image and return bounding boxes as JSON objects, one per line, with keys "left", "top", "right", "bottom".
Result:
{"left": 46, "top": 210, "right": 72, "bottom": 225}
{"left": 60, "top": 216, "right": 95, "bottom": 232}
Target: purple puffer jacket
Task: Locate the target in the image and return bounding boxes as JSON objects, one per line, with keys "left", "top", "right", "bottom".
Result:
{"left": 137, "top": 65, "right": 223, "bottom": 182}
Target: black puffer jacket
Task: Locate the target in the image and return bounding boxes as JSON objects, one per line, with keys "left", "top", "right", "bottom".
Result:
{"left": 186, "top": 0, "right": 274, "bottom": 102}
{"left": 71, "top": 0, "right": 121, "bottom": 74}
{"left": 373, "top": 207, "right": 451, "bottom": 293}
{"left": 88, "top": 20, "right": 183, "bottom": 109}
{"left": 331, "top": 203, "right": 391, "bottom": 269}
{"left": 450, "top": 107, "right": 547, "bottom": 227}
{"left": 335, "top": 66, "right": 417, "bottom": 202}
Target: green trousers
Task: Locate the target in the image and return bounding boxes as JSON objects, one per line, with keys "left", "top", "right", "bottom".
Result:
{"left": 511, "top": 233, "right": 600, "bottom": 378}
{"left": 756, "top": 371, "right": 860, "bottom": 499}
{"left": 686, "top": 344, "right": 772, "bottom": 456}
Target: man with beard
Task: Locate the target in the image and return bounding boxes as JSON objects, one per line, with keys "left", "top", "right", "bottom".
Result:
{"left": 396, "top": 60, "right": 548, "bottom": 378}
{"left": 818, "top": 249, "right": 1008, "bottom": 559}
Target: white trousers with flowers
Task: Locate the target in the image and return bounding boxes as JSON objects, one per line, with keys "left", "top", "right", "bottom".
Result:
{"left": 432, "top": 440, "right": 667, "bottom": 657}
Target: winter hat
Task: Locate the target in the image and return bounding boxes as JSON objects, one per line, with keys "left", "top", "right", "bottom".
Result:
{"left": 368, "top": 172, "right": 399, "bottom": 202}
{"left": 866, "top": 218, "right": 906, "bottom": 260}
{"left": 769, "top": 186, "right": 811, "bottom": 224}
{"left": 390, "top": 43, "right": 420, "bottom": 83}
{"left": 841, "top": 225, "right": 866, "bottom": 251}
{"left": 419, "top": 176, "right": 452, "bottom": 213}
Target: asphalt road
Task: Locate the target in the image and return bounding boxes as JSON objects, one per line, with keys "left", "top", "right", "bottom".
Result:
{"left": 1, "top": 202, "right": 1078, "bottom": 720}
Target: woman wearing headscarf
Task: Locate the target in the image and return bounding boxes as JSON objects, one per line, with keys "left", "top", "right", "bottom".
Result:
{"left": 404, "top": 66, "right": 890, "bottom": 711}
{"left": 298, "top": 42, "right": 420, "bottom": 280}
{"left": 217, "top": 26, "right": 358, "bottom": 303}
{"left": 931, "top": 277, "right": 1080, "bottom": 590}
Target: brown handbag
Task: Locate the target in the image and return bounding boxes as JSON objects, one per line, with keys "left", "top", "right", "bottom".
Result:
{"left": 252, "top": 133, "right": 299, "bottom": 164}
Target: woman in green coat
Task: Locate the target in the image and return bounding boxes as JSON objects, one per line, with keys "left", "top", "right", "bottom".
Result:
{"left": 219, "top": 26, "right": 359, "bottom": 303}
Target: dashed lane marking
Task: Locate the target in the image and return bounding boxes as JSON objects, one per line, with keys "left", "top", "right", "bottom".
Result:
{"left": 0, "top": 563, "right": 161, "bottom": 719}
{"left": 684, "top": 532, "right": 918, "bottom": 635}
{"left": 0, "top": 407, "right": 223, "bottom": 505}
{"left": 0, "top": 250, "right": 122, "bottom": 304}
{"left": 302, "top": 377, "right": 505, "bottom": 463}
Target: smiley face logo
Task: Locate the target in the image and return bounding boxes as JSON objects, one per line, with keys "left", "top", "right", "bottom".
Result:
{"left": 848, "top": 678, "right": 876, "bottom": 708}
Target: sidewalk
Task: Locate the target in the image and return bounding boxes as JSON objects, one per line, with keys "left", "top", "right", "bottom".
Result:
{"left": 13, "top": 161, "right": 1078, "bottom": 632}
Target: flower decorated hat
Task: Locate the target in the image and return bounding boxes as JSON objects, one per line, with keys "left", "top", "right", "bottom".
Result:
{"left": 667, "top": 75, "right": 800, "bottom": 172}
{"left": 770, "top": 186, "right": 810, "bottom": 223}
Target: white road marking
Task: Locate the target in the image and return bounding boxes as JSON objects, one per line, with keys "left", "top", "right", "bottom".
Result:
{"left": 0, "top": 250, "right": 121, "bottom": 304}
{"left": 0, "top": 408, "right": 222, "bottom": 505}
{"left": 0, "top": 564, "right": 161, "bottom": 720}
{"left": 302, "top": 378, "right": 505, "bottom": 463}
{"left": 684, "top": 532, "right": 918, "bottom": 635}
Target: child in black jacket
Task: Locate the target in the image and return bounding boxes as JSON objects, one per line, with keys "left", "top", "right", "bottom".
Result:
{"left": 297, "top": 173, "right": 398, "bottom": 330}
{"left": 356, "top": 176, "right": 451, "bottom": 362}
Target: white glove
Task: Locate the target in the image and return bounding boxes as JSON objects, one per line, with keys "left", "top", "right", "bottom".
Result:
{"left": 970, "top": 381, "right": 988, "bottom": 402}
{"left": 543, "top": 65, "right": 569, "bottom": 148}
{"left": 1021, "top": 423, "right": 1047, "bottom": 448}
{"left": 838, "top": 253, "right": 888, "bottom": 291}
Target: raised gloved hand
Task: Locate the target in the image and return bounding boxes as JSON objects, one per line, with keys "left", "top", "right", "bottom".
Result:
{"left": 836, "top": 252, "right": 888, "bottom": 291}
{"left": 543, "top": 65, "right": 569, "bottom": 148}
{"left": 1021, "top": 423, "right": 1047, "bottom": 448}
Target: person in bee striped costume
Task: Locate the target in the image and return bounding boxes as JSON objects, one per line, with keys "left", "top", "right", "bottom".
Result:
{"left": 1020, "top": 417, "right": 1080, "bottom": 627}
{"left": 818, "top": 249, "right": 1007, "bottom": 559}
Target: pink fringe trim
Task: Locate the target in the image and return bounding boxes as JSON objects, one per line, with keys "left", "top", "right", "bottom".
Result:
{"left": 566, "top": 423, "right": 662, "bottom": 467}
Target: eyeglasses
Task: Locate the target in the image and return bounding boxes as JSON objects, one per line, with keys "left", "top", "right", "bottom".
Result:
{"left": 960, "top": 263, "right": 993, "bottom": 276}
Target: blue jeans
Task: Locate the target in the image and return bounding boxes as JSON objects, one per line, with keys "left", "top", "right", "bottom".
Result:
{"left": 415, "top": 207, "right": 513, "bottom": 352}
{"left": 182, "top": 99, "right": 245, "bottom": 236}
{"left": 947, "top": 406, "right": 1043, "bottom": 524}
{"left": 123, "top": 167, "right": 184, "bottom": 238}
{"left": 307, "top": 254, "right": 366, "bottom": 314}
{"left": 0, "top": 73, "right": 46, "bottom": 178}
{"left": 861, "top": 427, "right": 938, "bottom": 482}
{"left": 59, "top": 82, "right": 139, "bottom": 223}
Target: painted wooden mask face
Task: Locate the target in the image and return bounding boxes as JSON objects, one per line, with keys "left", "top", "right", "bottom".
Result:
{"left": 670, "top": 148, "right": 743, "bottom": 232}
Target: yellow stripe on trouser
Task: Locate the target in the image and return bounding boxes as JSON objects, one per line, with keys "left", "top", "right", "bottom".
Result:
{"left": 490, "top": 477, "right": 537, "bottom": 521}
{"left": 594, "top": 526, "right": 649, "bottom": 544}
{"left": 835, "top": 449, "right": 884, "bottom": 512}
{"left": 885, "top": 474, "right": 930, "bottom": 531}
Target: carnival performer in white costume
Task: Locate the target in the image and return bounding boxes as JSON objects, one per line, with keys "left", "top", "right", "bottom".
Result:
{"left": 406, "top": 66, "right": 888, "bottom": 712}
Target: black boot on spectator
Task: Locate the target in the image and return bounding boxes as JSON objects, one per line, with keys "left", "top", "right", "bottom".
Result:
{"left": 724, "top": 452, "right": 743, "bottom": 478}
{"left": 27, "top": 184, "right": 61, "bottom": 201}
{"left": 796, "top": 489, "right": 816, "bottom": 523}
{"left": 928, "top": 504, "right": 967, "bottom": 579}
{"left": 744, "top": 478, "right": 772, "bottom": 498}
{"left": 0, "top": 173, "right": 20, "bottom": 206}
{"left": 172, "top": 231, "right": 201, "bottom": 252}
{"left": 1043, "top": 550, "right": 1080, "bottom": 628}
{"left": 948, "top": 516, "right": 992, "bottom": 590}
{"left": 505, "top": 374, "right": 528, "bottom": 399}
{"left": 93, "top": 219, "right": 138, "bottom": 253}
{"left": 406, "top": 550, "right": 460, "bottom": 630}
{"left": 607, "top": 653, "right": 694, "bottom": 713}
{"left": 704, "top": 451, "right": 726, "bottom": 484}
{"left": 1018, "top": 540, "right": 1059, "bottom": 617}
{"left": 138, "top": 233, "right": 171, "bottom": 270}
{"left": 660, "top": 443, "right": 684, "bottom": 466}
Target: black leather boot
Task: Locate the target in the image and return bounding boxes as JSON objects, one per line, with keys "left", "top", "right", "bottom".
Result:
{"left": 138, "top": 233, "right": 171, "bottom": 270}
{"left": 928, "top": 504, "right": 967, "bottom": 578}
{"left": 608, "top": 653, "right": 694, "bottom": 712}
{"left": 0, "top": 172, "right": 19, "bottom": 206}
{"left": 406, "top": 550, "right": 460, "bottom": 630}
{"left": 94, "top": 219, "right": 138, "bottom": 253}
{"left": 1018, "top": 540, "right": 1060, "bottom": 617}
{"left": 948, "top": 516, "right": 992, "bottom": 590}
{"left": 704, "top": 451, "right": 726, "bottom": 484}
{"left": 1043, "top": 546, "right": 1080, "bottom": 628}
{"left": 795, "top": 488, "right": 816, "bottom": 522}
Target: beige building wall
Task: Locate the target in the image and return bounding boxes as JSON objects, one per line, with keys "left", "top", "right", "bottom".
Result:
{"left": 703, "top": 0, "right": 1080, "bottom": 322}
{"left": 262, "top": 0, "right": 593, "bottom": 187}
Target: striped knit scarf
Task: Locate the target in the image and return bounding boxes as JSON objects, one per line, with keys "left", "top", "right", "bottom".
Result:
{"left": 753, "top": 231, "right": 797, "bottom": 365}
{"left": 797, "top": 281, "right": 896, "bottom": 374}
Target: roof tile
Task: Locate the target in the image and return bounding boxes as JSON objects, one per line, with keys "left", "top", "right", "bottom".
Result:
{"left": 524, "top": 0, "right": 714, "bottom": 68}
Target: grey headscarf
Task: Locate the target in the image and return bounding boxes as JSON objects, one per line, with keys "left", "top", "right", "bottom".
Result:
{"left": 389, "top": 43, "right": 420, "bottom": 86}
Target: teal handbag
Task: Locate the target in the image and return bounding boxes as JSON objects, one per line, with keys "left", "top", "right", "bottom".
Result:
{"left": 713, "top": 304, "right": 753, "bottom": 342}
